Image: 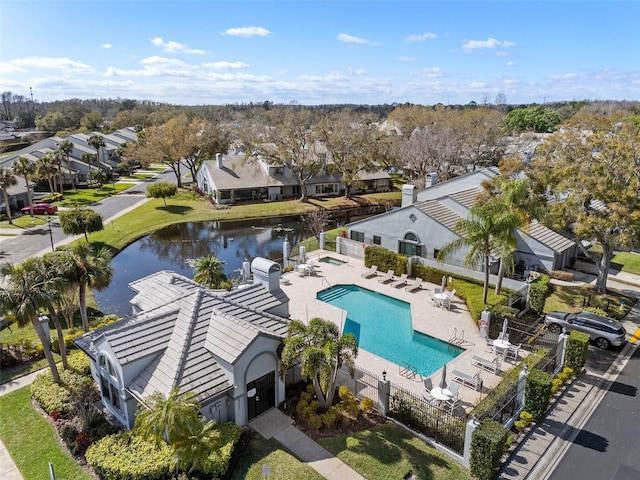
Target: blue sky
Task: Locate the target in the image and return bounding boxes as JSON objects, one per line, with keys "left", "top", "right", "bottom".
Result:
{"left": 1, "top": 1, "right": 639, "bottom": 106}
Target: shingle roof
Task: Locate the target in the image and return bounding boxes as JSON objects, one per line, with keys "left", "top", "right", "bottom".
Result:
{"left": 414, "top": 199, "right": 463, "bottom": 232}
{"left": 523, "top": 220, "right": 576, "bottom": 253}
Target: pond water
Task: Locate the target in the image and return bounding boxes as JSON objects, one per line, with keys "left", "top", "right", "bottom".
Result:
{"left": 94, "top": 217, "right": 310, "bottom": 317}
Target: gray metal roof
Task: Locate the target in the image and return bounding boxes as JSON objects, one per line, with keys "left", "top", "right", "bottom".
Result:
{"left": 414, "top": 199, "right": 463, "bottom": 232}
{"left": 523, "top": 220, "right": 576, "bottom": 253}
{"left": 202, "top": 154, "right": 297, "bottom": 191}
{"left": 76, "top": 270, "right": 290, "bottom": 404}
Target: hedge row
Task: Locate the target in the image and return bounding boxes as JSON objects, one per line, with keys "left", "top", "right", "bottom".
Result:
{"left": 469, "top": 418, "right": 510, "bottom": 480}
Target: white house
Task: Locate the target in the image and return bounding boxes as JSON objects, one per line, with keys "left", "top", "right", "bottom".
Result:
{"left": 73, "top": 258, "right": 292, "bottom": 429}
{"left": 346, "top": 167, "right": 577, "bottom": 275}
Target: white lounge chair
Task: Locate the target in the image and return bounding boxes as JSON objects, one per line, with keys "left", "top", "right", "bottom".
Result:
{"left": 505, "top": 343, "right": 522, "bottom": 363}
{"left": 405, "top": 277, "right": 422, "bottom": 292}
{"left": 391, "top": 273, "right": 408, "bottom": 288}
{"left": 451, "top": 369, "right": 482, "bottom": 391}
{"left": 471, "top": 355, "right": 500, "bottom": 374}
{"left": 361, "top": 265, "right": 378, "bottom": 278}
{"left": 378, "top": 270, "right": 394, "bottom": 284}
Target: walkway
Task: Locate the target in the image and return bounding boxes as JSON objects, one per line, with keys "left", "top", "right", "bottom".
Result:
{"left": 250, "top": 409, "right": 364, "bottom": 480}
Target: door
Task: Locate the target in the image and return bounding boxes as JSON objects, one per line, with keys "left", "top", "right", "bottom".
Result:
{"left": 247, "top": 371, "right": 275, "bottom": 421}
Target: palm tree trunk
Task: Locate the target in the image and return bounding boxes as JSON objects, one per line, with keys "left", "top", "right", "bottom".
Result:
{"left": 483, "top": 255, "right": 490, "bottom": 304}
{"left": 2, "top": 189, "right": 13, "bottom": 224}
{"left": 31, "top": 314, "right": 60, "bottom": 383}
{"left": 47, "top": 302, "right": 68, "bottom": 369}
{"left": 79, "top": 283, "right": 89, "bottom": 332}
{"left": 495, "top": 259, "right": 505, "bottom": 295}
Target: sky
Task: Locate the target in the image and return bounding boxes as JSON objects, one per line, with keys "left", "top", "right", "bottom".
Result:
{"left": 1, "top": 1, "right": 639, "bottom": 107}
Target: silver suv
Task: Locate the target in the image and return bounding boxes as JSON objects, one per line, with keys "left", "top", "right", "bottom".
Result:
{"left": 544, "top": 311, "right": 627, "bottom": 349}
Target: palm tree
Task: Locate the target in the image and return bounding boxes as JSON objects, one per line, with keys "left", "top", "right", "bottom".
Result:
{"left": 135, "top": 387, "right": 201, "bottom": 445}
{"left": 279, "top": 317, "right": 358, "bottom": 409}
{"left": 437, "top": 203, "right": 521, "bottom": 304}
{"left": 87, "top": 134, "right": 106, "bottom": 166}
{"left": 0, "top": 258, "right": 61, "bottom": 382}
{"left": 41, "top": 251, "right": 72, "bottom": 369}
{"left": 187, "top": 254, "right": 227, "bottom": 289}
{"left": 0, "top": 167, "right": 17, "bottom": 224}
{"left": 57, "top": 139, "right": 76, "bottom": 190}
{"left": 11, "top": 156, "right": 35, "bottom": 216}
{"left": 172, "top": 417, "right": 222, "bottom": 474}
{"left": 61, "top": 242, "right": 113, "bottom": 332}
{"left": 36, "top": 153, "right": 58, "bottom": 193}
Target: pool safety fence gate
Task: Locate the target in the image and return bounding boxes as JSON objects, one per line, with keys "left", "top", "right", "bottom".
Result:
{"left": 387, "top": 382, "right": 466, "bottom": 455}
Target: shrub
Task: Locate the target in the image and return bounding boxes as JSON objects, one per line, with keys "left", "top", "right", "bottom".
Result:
{"left": 31, "top": 372, "right": 75, "bottom": 416}
{"left": 363, "top": 245, "right": 408, "bottom": 275}
{"left": 528, "top": 274, "right": 551, "bottom": 313}
{"left": 66, "top": 351, "right": 91, "bottom": 375}
{"left": 470, "top": 418, "right": 510, "bottom": 480}
{"left": 551, "top": 378, "right": 564, "bottom": 395}
{"left": 360, "top": 397, "right": 374, "bottom": 413}
{"left": 74, "top": 431, "right": 93, "bottom": 455}
{"left": 202, "top": 422, "right": 242, "bottom": 477}
{"left": 550, "top": 270, "right": 574, "bottom": 281}
{"left": 86, "top": 431, "right": 174, "bottom": 480}
{"left": 514, "top": 411, "right": 533, "bottom": 432}
{"left": 565, "top": 330, "right": 589, "bottom": 373}
{"left": 523, "top": 369, "right": 552, "bottom": 422}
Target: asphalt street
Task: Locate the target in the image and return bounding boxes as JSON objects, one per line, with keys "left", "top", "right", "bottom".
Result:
{"left": 0, "top": 169, "right": 175, "bottom": 266}
{"left": 548, "top": 346, "right": 640, "bottom": 480}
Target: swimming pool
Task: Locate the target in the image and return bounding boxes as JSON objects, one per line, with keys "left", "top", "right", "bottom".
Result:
{"left": 319, "top": 256, "right": 347, "bottom": 266}
{"left": 317, "top": 285, "right": 463, "bottom": 377}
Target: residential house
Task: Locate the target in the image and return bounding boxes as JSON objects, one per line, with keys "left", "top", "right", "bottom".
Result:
{"left": 346, "top": 167, "right": 577, "bottom": 275}
{"left": 73, "top": 258, "right": 291, "bottom": 429}
{"left": 195, "top": 147, "right": 391, "bottom": 204}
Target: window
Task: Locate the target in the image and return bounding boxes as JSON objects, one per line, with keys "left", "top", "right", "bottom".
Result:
{"left": 99, "top": 354, "right": 121, "bottom": 412}
{"left": 398, "top": 231, "right": 423, "bottom": 257}
{"left": 373, "top": 235, "right": 381, "bottom": 245}
{"left": 433, "top": 248, "right": 440, "bottom": 259}
{"left": 350, "top": 231, "right": 364, "bottom": 242}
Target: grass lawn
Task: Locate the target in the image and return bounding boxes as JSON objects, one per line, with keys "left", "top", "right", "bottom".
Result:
{"left": 611, "top": 251, "right": 640, "bottom": 276}
{"left": 0, "top": 387, "right": 93, "bottom": 480}
{"left": 230, "top": 435, "right": 325, "bottom": 480}
{"left": 57, "top": 183, "right": 136, "bottom": 207}
{"left": 544, "top": 284, "right": 635, "bottom": 320}
{"left": 317, "top": 423, "right": 469, "bottom": 480}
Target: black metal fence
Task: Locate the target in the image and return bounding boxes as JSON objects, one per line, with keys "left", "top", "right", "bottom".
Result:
{"left": 387, "top": 382, "right": 467, "bottom": 454}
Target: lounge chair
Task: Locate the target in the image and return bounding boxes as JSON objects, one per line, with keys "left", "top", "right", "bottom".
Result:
{"left": 484, "top": 337, "right": 495, "bottom": 353}
{"left": 378, "top": 270, "right": 394, "bottom": 284}
{"left": 451, "top": 369, "right": 482, "bottom": 391}
{"left": 391, "top": 273, "right": 408, "bottom": 288}
{"left": 471, "top": 355, "right": 500, "bottom": 374}
{"left": 405, "top": 277, "right": 423, "bottom": 292}
{"left": 361, "top": 265, "right": 378, "bottom": 278}
{"left": 505, "top": 343, "right": 522, "bottom": 363}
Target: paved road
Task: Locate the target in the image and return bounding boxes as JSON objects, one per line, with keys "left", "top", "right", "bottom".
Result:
{"left": 548, "top": 345, "right": 640, "bottom": 480}
{"left": 0, "top": 169, "right": 176, "bottom": 266}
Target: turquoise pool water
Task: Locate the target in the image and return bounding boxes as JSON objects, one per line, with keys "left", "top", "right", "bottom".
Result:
{"left": 319, "top": 256, "right": 347, "bottom": 265}
{"left": 317, "top": 284, "right": 463, "bottom": 377}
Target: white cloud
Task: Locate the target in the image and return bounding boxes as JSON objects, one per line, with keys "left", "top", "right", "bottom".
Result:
{"left": 222, "top": 26, "right": 271, "bottom": 37}
{"left": 101, "top": 43, "right": 112, "bottom": 49}
{"left": 405, "top": 32, "right": 437, "bottom": 43}
{"left": 0, "top": 61, "right": 24, "bottom": 73}
{"left": 506, "top": 61, "right": 516, "bottom": 67}
{"left": 462, "top": 37, "right": 516, "bottom": 51}
{"left": 12, "top": 57, "right": 94, "bottom": 72}
{"left": 202, "top": 61, "right": 250, "bottom": 70}
{"left": 107, "top": 56, "right": 196, "bottom": 77}
{"left": 396, "top": 56, "right": 416, "bottom": 62}
{"left": 150, "top": 37, "right": 206, "bottom": 54}
{"left": 337, "top": 33, "right": 380, "bottom": 46}
{"left": 349, "top": 68, "right": 368, "bottom": 76}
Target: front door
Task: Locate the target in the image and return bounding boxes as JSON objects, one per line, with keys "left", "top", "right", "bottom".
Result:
{"left": 247, "top": 371, "right": 275, "bottom": 421}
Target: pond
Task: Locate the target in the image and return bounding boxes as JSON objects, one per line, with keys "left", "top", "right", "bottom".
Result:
{"left": 94, "top": 217, "right": 310, "bottom": 317}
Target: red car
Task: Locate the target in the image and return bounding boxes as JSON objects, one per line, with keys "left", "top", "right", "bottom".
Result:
{"left": 21, "top": 203, "right": 58, "bottom": 215}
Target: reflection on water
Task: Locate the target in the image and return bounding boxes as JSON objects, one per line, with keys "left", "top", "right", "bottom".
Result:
{"left": 94, "top": 217, "right": 309, "bottom": 317}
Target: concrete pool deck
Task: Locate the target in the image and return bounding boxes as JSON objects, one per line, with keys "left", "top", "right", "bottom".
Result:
{"left": 281, "top": 250, "right": 517, "bottom": 414}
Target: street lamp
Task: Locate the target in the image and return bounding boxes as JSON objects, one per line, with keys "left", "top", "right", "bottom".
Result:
{"left": 45, "top": 213, "right": 54, "bottom": 251}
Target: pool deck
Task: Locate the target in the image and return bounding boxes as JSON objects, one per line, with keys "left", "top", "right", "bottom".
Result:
{"left": 281, "top": 250, "right": 516, "bottom": 415}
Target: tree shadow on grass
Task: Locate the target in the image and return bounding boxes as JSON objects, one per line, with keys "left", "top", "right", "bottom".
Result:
{"left": 157, "top": 205, "right": 193, "bottom": 215}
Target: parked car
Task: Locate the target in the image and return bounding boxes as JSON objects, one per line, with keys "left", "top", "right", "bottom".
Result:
{"left": 544, "top": 310, "right": 627, "bottom": 349}
{"left": 20, "top": 203, "right": 58, "bottom": 215}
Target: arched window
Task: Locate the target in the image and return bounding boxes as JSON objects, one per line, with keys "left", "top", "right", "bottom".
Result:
{"left": 99, "top": 353, "right": 121, "bottom": 412}
{"left": 398, "top": 231, "right": 424, "bottom": 257}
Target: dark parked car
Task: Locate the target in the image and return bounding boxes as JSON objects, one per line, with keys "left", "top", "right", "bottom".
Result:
{"left": 21, "top": 203, "right": 58, "bottom": 215}
{"left": 544, "top": 310, "right": 627, "bottom": 349}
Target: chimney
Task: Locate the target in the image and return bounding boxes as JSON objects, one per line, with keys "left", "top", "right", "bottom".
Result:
{"left": 401, "top": 184, "right": 417, "bottom": 208}
{"left": 425, "top": 172, "right": 439, "bottom": 188}
{"left": 251, "top": 257, "right": 281, "bottom": 293}
{"left": 216, "top": 153, "right": 223, "bottom": 168}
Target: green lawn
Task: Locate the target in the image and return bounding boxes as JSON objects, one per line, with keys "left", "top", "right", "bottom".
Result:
{"left": 611, "top": 251, "right": 640, "bottom": 276}
{"left": 317, "top": 423, "right": 469, "bottom": 480}
{"left": 544, "top": 284, "right": 635, "bottom": 320}
{"left": 0, "top": 387, "right": 93, "bottom": 480}
{"left": 57, "top": 183, "right": 136, "bottom": 207}
{"left": 230, "top": 435, "right": 325, "bottom": 480}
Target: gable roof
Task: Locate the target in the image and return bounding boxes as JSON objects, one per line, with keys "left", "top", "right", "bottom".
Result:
{"left": 75, "top": 270, "right": 290, "bottom": 404}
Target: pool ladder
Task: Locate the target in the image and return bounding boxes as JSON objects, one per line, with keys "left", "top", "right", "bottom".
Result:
{"left": 449, "top": 328, "right": 465, "bottom": 351}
